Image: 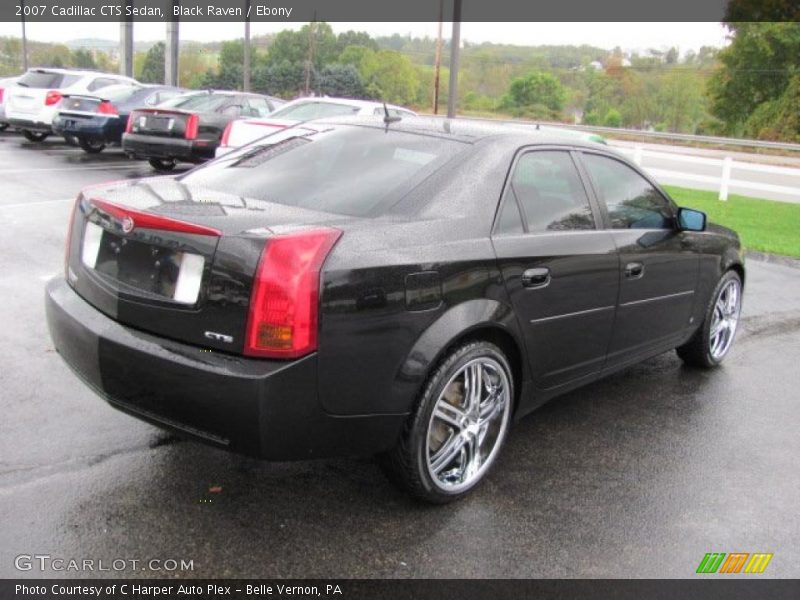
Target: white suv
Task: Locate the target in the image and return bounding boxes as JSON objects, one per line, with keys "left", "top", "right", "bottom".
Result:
{"left": 5, "top": 68, "right": 138, "bottom": 142}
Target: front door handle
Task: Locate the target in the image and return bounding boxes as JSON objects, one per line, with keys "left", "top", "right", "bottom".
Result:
{"left": 521, "top": 267, "right": 550, "bottom": 289}
{"left": 625, "top": 262, "right": 645, "bottom": 279}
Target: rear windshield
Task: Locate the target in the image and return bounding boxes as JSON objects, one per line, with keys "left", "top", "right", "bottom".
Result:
{"left": 18, "top": 71, "right": 78, "bottom": 89}
{"left": 181, "top": 125, "right": 466, "bottom": 217}
{"left": 269, "top": 101, "right": 361, "bottom": 121}
{"left": 165, "top": 93, "right": 233, "bottom": 112}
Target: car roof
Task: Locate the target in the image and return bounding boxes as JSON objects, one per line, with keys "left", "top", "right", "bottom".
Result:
{"left": 311, "top": 115, "right": 611, "bottom": 149}
{"left": 26, "top": 68, "right": 135, "bottom": 80}
{"left": 280, "top": 96, "right": 413, "bottom": 112}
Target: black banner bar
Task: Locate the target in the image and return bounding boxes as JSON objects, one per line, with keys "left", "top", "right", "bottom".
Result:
{"left": 2, "top": 0, "right": 740, "bottom": 23}
{"left": 2, "top": 579, "right": 800, "bottom": 600}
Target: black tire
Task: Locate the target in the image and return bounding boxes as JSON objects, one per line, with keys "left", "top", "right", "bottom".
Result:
{"left": 381, "top": 340, "right": 514, "bottom": 503}
{"left": 22, "top": 130, "right": 49, "bottom": 142}
{"left": 148, "top": 158, "right": 176, "bottom": 172}
{"left": 78, "top": 137, "right": 106, "bottom": 154}
{"left": 677, "top": 270, "right": 742, "bottom": 368}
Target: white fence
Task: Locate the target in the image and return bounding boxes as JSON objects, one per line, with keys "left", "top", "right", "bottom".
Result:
{"left": 615, "top": 145, "right": 800, "bottom": 202}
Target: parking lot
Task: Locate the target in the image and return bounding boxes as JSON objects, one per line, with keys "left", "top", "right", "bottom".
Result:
{"left": 1, "top": 129, "right": 799, "bottom": 579}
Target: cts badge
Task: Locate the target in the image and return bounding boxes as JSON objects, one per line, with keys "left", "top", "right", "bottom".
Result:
{"left": 205, "top": 331, "right": 234, "bottom": 344}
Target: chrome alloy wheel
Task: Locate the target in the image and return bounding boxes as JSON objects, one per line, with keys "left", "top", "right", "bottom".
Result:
{"left": 709, "top": 278, "right": 741, "bottom": 360}
{"left": 425, "top": 357, "right": 511, "bottom": 492}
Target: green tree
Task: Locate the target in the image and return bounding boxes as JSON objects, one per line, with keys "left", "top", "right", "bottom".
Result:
{"left": 603, "top": 108, "right": 622, "bottom": 127}
{"left": 73, "top": 49, "right": 96, "bottom": 69}
{"left": 267, "top": 22, "right": 338, "bottom": 69}
{"left": 253, "top": 59, "right": 305, "bottom": 97}
{"left": 708, "top": 22, "right": 800, "bottom": 134}
{"left": 335, "top": 31, "right": 378, "bottom": 55}
{"left": 140, "top": 42, "right": 165, "bottom": 84}
{"left": 359, "top": 50, "right": 419, "bottom": 104}
{"left": 315, "top": 64, "right": 364, "bottom": 97}
{"left": 505, "top": 71, "right": 566, "bottom": 112}
{"left": 743, "top": 74, "right": 800, "bottom": 141}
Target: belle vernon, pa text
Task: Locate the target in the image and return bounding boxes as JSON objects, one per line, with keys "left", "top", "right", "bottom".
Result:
{"left": 16, "top": 584, "right": 343, "bottom": 596}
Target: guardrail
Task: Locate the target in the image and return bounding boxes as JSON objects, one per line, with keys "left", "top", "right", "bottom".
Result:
{"left": 538, "top": 122, "right": 800, "bottom": 153}
{"left": 613, "top": 146, "right": 800, "bottom": 202}
{"left": 441, "top": 113, "right": 800, "bottom": 202}
{"left": 448, "top": 113, "right": 800, "bottom": 153}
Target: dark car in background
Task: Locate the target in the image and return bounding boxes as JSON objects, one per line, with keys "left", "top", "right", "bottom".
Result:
{"left": 121, "top": 90, "right": 284, "bottom": 171}
{"left": 45, "top": 118, "right": 744, "bottom": 503}
{"left": 53, "top": 85, "right": 186, "bottom": 154}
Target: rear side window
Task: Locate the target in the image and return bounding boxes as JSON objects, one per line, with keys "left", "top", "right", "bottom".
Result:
{"left": 167, "top": 94, "right": 232, "bottom": 112}
{"left": 18, "top": 71, "right": 66, "bottom": 88}
{"left": 582, "top": 154, "right": 673, "bottom": 229}
{"left": 504, "top": 150, "right": 595, "bottom": 232}
{"left": 87, "top": 77, "right": 121, "bottom": 91}
{"left": 181, "top": 126, "right": 465, "bottom": 217}
{"left": 270, "top": 101, "right": 361, "bottom": 120}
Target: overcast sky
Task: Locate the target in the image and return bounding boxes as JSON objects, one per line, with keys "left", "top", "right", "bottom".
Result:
{"left": 0, "top": 22, "right": 730, "bottom": 53}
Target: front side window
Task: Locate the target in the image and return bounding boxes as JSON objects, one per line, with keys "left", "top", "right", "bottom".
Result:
{"left": 582, "top": 153, "right": 673, "bottom": 229}
{"left": 504, "top": 150, "right": 595, "bottom": 233}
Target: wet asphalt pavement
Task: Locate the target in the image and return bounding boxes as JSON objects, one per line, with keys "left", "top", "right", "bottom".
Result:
{"left": 1, "top": 131, "right": 799, "bottom": 579}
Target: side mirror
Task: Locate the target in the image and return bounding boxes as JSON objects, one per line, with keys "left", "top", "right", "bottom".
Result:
{"left": 678, "top": 207, "right": 706, "bottom": 232}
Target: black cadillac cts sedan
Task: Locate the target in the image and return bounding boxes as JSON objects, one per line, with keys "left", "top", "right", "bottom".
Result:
{"left": 45, "top": 117, "right": 744, "bottom": 503}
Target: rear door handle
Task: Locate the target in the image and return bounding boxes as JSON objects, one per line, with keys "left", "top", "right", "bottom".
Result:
{"left": 521, "top": 267, "right": 550, "bottom": 289}
{"left": 625, "top": 262, "right": 645, "bottom": 279}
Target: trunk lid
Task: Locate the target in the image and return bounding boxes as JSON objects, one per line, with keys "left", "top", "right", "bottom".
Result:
{"left": 58, "top": 94, "right": 104, "bottom": 116}
{"left": 128, "top": 108, "right": 196, "bottom": 138}
{"left": 225, "top": 117, "right": 299, "bottom": 148}
{"left": 66, "top": 178, "right": 353, "bottom": 354}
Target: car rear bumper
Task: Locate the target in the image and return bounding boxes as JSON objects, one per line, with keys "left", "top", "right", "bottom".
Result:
{"left": 52, "top": 115, "right": 121, "bottom": 142}
{"left": 122, "top": 132, "right": 217, "bottom": 162}
{"left": 7, "top": 117, "right": 53, "bottom": 133}
{"left": 45, "top": 277, "right": 404, "bottom": 460}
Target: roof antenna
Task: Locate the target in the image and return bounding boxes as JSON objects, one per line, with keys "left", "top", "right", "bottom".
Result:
{"left": 383, "top": 102, "right": 402, "bottom": 128}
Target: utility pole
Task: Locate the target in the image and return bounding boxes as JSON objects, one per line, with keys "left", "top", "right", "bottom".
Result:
{"left": 165, "top": 1, "right": 180, "bottom": 86}
{"left": 243, "top": 0, "right": 251, "bottom": 91}
{"left": 20, "top": 0, "right": 29, "bottom": 71}
{"left": 432, "top": 0, "right": 443, "bottom": 114}
{"left": 304, "top": 17, "right": 316, "bottom": 96}
{"left": 120, "top": 1, "right": 134, "bottom": 78}
{"left": 446, "top": 0, "right": 462, "bottom": 119}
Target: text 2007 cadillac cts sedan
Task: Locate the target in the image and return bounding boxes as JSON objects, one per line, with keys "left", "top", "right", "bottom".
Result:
{"left": 45, "top": 117, "right": 744, "bottom": 503}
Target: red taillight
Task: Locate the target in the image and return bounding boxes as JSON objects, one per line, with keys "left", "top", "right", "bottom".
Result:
{"left": 97, "top": 101, "right": 118, "bottom": 115}
{"left": 220, "top": 122, "right": 233, "bottom": 146}
{"left": 244, "top": 228, "right": 341, "bottom": 359}
{"left": 0, "top": 88, "right": 4, "bottom": 103}
{"left": 185, "top": 114, "right": 199, "bottom": 140}
{"left": 91, "top": 198, "right": 222, "bottom": 237}
{"left": 125, "top": 112, "right": 135, "bottom": 133}
{"left": 45, "top": 90, "right": 62, "bottom": 106}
